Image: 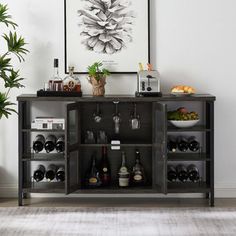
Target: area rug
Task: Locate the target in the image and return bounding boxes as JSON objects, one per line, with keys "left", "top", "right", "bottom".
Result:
{"left": 0, "top": 207, "right": 236, "bottom": 236}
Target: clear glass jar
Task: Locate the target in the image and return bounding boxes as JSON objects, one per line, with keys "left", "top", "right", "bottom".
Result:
{"left": 63, "top": 67, "right": 81, "bottom": 92}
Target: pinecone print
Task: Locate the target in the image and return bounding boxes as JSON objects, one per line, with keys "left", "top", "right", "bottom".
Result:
{"left": 78, "top": 0, "right": 136, "bottom": 54}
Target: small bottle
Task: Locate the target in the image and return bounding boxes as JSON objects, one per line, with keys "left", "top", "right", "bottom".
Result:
{"left": 118, "top": 152, "right": 130, "bottom": 187}
{"left": 167, "top": 136, "right": 177, "bottom": 152}
{"left": 167, "top": 165, "right": 177, "bottom": 182}
{"left": 33, "top": 165, "right": 46, "bottom": 182}
{"left": 33, "top": 134, "right": 45, "bottom": 153}
{"left": 44, "top": 135, "right": 57, "bottom": 153}
{"left": 45, "top": 164, "right": 57, "bottom": 181}
{"left": 187, "top": 164, "right": 200, "bottom": 182}
{"left": 131, "top": 149, "right": 145, "bottom": 186}
{"left": 56, "top": 136, "right": 65, "bottom": 153}
{"left": 63, "top": 66, "right": 81, "bottom": 92}
{"left": 50, "top": 58, "right": 63, "bottom": 91}
{"left": 177, "top": 136, "right": 189, "bottom": 152}
{"left": 188, "top": 136, "right": 200, "bottom": 152}
{"left": 86, "top": 154, "right": 101, "bottom": 188}
{"left": 176, "top": 164, "right": 188, "bottom": 182}
{"left": 100, "top": 146, "right": 111, "bottom": 186}
{"left": 56, "top": 166, "right": 65, "bottom": 182}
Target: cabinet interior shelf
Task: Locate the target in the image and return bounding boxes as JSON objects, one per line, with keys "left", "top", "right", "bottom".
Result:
{"left": 167, "top": 125, "right": 211, "bottom": 132}
{"left": 167, "top": 153, "right": 210, "bottom": 161}
{"left": 80, "top": 143, "right": 153, "bottom": 147}
{"left": 22, "top": 153, "right": 65, "bottom": 162}
{"left": 75, "top": 186, "right": 154, "bottom": 194}
{"left": 22, "top": 129, "right": 65, "bottom": 133}
{"left": 23, "top": 182, "right": 65, "bottom": 193}
{"left": 168, "top": 182, "right": 210, "bottom": 193}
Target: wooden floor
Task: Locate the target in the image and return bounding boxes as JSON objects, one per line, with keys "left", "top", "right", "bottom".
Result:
{"left": 1, "top": 198, "right": 236, "bottom": 207}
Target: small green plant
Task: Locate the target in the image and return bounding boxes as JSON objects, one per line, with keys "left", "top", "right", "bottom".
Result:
{"left": 87, "top": 62, "right": 110, "bottom": 81}
{"left": 0, "top": 4, "right": 29, "bottom": 119}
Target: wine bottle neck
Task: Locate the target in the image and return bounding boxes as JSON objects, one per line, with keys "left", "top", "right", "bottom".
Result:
{"left": 121, "top": 153, "right": 126, "bottom": 166}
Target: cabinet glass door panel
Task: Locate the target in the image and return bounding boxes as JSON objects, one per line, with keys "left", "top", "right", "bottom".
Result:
{"left": 66, "top": 150, "right": 80, "bottom": 194}
{"left": 153, "top": 102, "right": 167, "bottom": 194}
{"left": 68, "top": 109, "right": 77, "bottom": 146}
{"left": 66, "top": 103, "right": 81, "bottom": 194}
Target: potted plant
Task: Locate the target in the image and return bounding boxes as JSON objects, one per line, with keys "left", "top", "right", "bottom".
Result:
{"left": 0, "top": 4, "right": 29, "bottom": 119}
{"left": 87, "top": 62, "right": 110, "bottom": 96}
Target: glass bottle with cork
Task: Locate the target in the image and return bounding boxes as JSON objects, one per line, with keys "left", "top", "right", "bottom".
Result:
{"left": 63, "top": 66, "right": 81, "bottom": 92}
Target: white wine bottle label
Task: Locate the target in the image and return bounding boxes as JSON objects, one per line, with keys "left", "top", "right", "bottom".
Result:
{"left": 134, "top": 175, "right": 143, "bottom": 181}
{"left": 119, "top": 177, "right": 129, "bottom": 187}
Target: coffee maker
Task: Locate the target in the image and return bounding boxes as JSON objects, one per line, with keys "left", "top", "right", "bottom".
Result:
{"left": 136, "top": 64, "right": 162, "bottom": 97}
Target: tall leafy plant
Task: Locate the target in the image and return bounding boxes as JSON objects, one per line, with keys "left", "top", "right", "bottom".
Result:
{"left": 0, "top": 4, "right": 29, "bottom": 118}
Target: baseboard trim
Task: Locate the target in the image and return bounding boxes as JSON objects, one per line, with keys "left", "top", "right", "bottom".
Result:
{"left": 0, "top": 184, "right": 18, "bottom": 198}
{"left": 1, "top": 184, "right": 236, "bottom": 198}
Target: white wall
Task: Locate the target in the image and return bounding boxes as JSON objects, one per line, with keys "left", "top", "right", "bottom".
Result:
{"left": 0, "top": 0, "right": 236, "bottom": 197}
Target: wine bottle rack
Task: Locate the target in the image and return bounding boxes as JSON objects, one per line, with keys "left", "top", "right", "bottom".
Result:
{"left": 18, "top": 94, "right": 215, "bottom": 206}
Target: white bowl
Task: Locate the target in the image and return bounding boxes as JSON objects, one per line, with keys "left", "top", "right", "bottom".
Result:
{"left": 169, "top": 120, "right": 199, "bottom": 128}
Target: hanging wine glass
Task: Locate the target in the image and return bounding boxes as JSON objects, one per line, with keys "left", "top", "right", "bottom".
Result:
{"left": 130, "top": 103, "right": 141, "bottom": 130}
{"left": 93, "top": 103, "right": 102, "bottom": 123}
{"left": 113, "top": 102, "right": 121, "bottom": 134}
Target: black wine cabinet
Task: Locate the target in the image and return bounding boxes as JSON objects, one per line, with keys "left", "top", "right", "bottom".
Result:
{"left": 18, "top": 94, "right": 215, "bottom": 206}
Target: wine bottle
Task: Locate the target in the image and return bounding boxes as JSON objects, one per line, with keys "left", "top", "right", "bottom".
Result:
{"left": 118, "top": 151, "right": 130, "bottom": 187}
{"left": 167, "top": 136, "right": 177, "bottom": 152}
{"left": 33, "top": 165, "right": 45, "bottom": 182}
{"left": 56, "top": 166, "right": 65, "bottom": 182}
{"left": 33, "top": 134, "right": 45, "bottom": 153}
{"left": 187, "top": 164, "right": 200, "bottom": 182}
{"left": 132, "top": 149, "right": 145, "bottom": 186}
{"left": 176, "top": 164, "right": 188, "bottom": 182}
{"left": 51, "top": 58, "right": 63, "bottom": 91}
{"left": 100, "top": 146, "right": 111, "bottom": 186}
{"left": 45, "top": 164, "right": 57, "bottom": 181}
{"left": 56, "top": 136, "right": 65, "bottom": 153}
{"left": 167, "top": 165, "right": 177, "bottom": 182}
{"left": 177, "top": 136, "right": 189, "bottom": 152}
{"left": 44, "top": 135, "right": 57, "bottom": 153}
{"left": 188, "top": 136, "right": 200, "bottom": 152}
{"left": 86, "top": 154, "right": 101, "bottom": 188}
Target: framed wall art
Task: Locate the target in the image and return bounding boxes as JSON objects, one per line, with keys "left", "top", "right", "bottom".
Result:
{"left": 65, "top": 0, "right": 150, "bottom": 74}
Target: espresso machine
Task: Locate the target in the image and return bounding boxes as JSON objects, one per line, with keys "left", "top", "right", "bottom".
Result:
{"left": 136, "top": 63, "right": 162, "bottom": 97}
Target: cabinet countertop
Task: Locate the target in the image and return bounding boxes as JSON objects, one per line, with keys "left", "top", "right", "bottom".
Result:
{"left": 17, "top": 94, "right": 216, "bottom": 102}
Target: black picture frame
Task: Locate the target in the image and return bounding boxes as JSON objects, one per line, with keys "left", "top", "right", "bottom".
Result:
{"left": 64, "top": 0, "right": 150, "bottom": 74}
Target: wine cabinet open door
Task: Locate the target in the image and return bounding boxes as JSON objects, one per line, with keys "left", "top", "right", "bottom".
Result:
{"left": 65, "top": 103, "right": 81, "bottom": 194}
{"left": 153, "top": 102, "right": 167, "bottom": 194}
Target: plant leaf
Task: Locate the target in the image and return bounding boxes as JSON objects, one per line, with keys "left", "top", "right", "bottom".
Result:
{"left": 0, "top": 93, "right": 17, "bottom": 119}
{"left": 0, "top": 4, "right": 18, "bottom": 29}
{"left": 1, "top": 69, "right": 25, "bottom": 89}
{"left": 3, "top": 32, "right": 29, "bottom": 62}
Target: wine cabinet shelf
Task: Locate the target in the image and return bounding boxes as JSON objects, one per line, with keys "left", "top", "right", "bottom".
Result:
{"left": 75, "top": 186, "right": 154, "bottom": 194}
{"left": 23, "top": 182, "right": 65, "bottom": 193}
{"left": 168, "top": 182, "right": 210, "bottom": 193}
{"left": 167, "top": 153, "right": 211, "bottom": 162}
{"left": 22, "top": 153, "right": 65, "bottom": 162}
{"left": 22, "top": 129, "right": 65, "bottom": 133}
{"left": 167, "top": 125, "right": 211, "bottom": 132}
{"left": 18, "top": 94, "right": 215, "bottom": 206}
{"left": 80, "top": 144, "right": 153, "bottom": 148}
